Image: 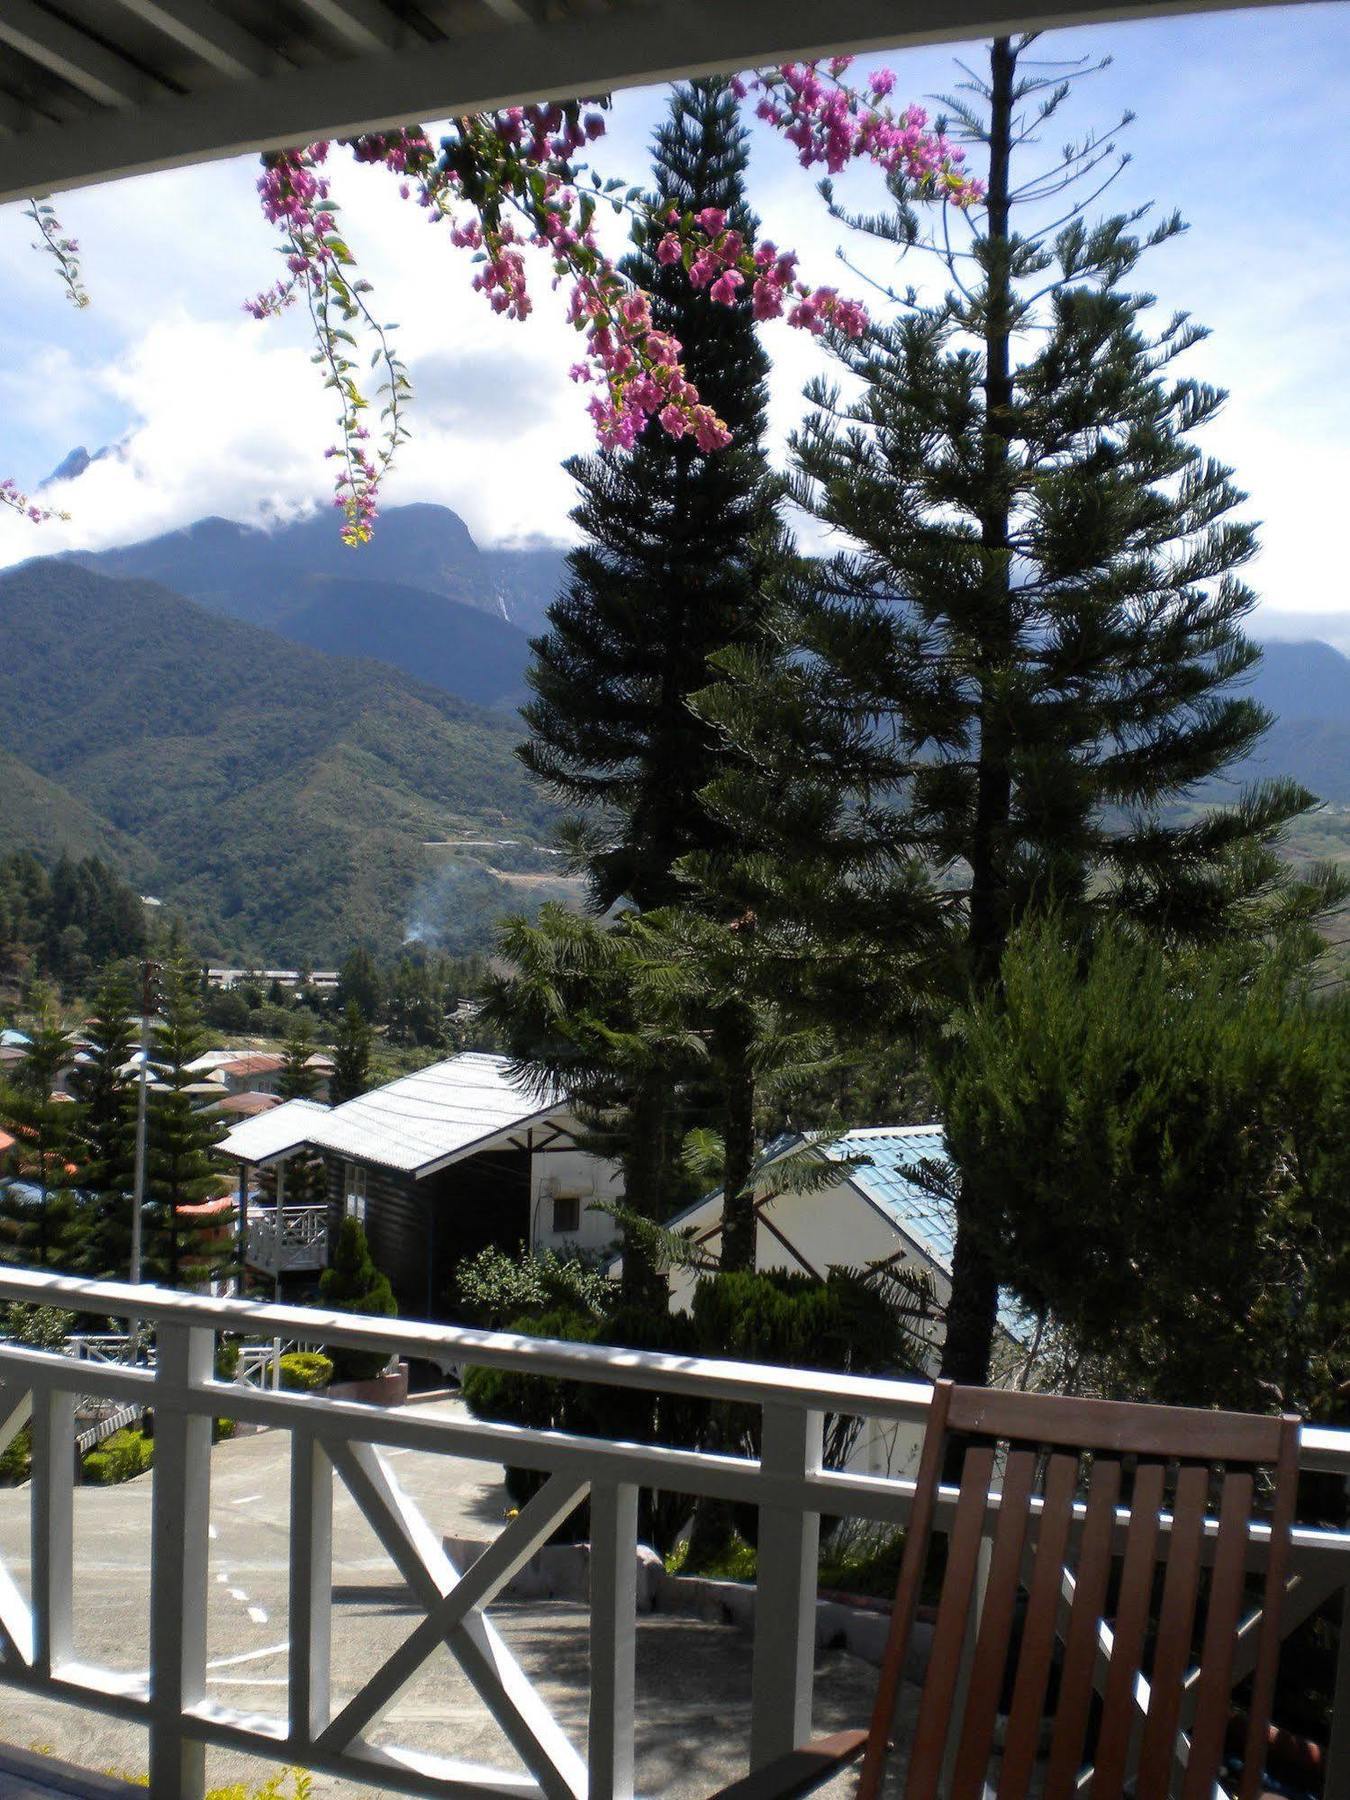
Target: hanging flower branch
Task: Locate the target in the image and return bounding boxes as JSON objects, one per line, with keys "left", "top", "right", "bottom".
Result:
{"left": 2, "top": 200, "right": 85, "bottom": 517}
{"left": 25, "top": 198, "right": 90, "bottom": 310}
{"left": 247, "top": 63, "right": 981, "bottom": 543}
{"left": 0, "top": 477, "right": 67, "bottom": 524}
{"left": 8, "top": 60, "right": 979, "bottom": 540}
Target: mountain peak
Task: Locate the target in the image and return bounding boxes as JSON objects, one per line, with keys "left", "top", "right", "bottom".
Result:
{"left": 40, "top": 443, "right": 122, "bottom": 488}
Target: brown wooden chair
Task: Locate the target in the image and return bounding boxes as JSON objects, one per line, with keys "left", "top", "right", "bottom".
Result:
{"left": 711, "top": 1381, "right": 1300, "bottom": 1800}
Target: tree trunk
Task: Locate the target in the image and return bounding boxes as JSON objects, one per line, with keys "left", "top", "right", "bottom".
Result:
{"left": 939, "top": 1204, "right": 1001, "bottom": 1385}
{"left": 619, "top": 1072, "right": 673, "bottom": 1306}
{"left": 942, "top": 36, "right": 1018, "bottom": 1390}
{"left": 717, "top": 1011, "right": 758, "bottom": 1272}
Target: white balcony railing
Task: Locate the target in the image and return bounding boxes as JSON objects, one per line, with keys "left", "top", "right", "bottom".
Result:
{"left": 0, "top": 1266, "right": 1347, "bottom": 1799}
{"left": 243, "top": 1203, "right": 329, "bottom": 1275}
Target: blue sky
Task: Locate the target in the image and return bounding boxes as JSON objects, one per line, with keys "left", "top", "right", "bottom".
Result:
{"left": 1, "top": 2, "right": 1347, "bottom": 645}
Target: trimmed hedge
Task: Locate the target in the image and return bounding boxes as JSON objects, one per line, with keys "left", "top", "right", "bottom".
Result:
{"left": 279, "top": 1351, "right": 334, "bottom": 1392}
{"left": 83, "top": 1427, "right": 154, "bottom": 1485}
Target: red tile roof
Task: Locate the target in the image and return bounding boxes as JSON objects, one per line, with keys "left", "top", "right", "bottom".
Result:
{"left": 218, "top": 1052, "right": 286, "bottom": 1077}
{"left": 215, "top": 1091, "right": 282, "bottom": 1117}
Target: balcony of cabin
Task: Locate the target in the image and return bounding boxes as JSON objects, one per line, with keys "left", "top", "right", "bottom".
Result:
{"left": 242, "top": 1204, "right": 330, "bottom": 1278}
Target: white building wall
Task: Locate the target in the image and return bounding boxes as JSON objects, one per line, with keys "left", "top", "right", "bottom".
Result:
{"left": 528, "top": 1140, "right": 625, "bottom": 1261}
{"left": 666, "top": 1176, "right": 954, "bottom": 1483}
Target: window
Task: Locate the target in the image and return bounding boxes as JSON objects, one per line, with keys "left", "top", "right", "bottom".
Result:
{"left": 551, "top": 1192, "right": 581, "bottom": 1235}
{"left": 344, "top": 1162, "right": 367, "bottom": 1223}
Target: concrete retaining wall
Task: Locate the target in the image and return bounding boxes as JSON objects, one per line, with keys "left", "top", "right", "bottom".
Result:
{"left": 440, "top": 1534, "right": 930, "bottom": 1674}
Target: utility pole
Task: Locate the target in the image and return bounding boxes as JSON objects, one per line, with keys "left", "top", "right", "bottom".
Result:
{"left": 129, "top": 958, "right": 158, "bottom": 1361}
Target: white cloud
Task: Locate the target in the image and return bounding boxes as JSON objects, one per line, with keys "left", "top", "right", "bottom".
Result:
{"left": 0, "top": 2, "right": 1346, "bottom": 623}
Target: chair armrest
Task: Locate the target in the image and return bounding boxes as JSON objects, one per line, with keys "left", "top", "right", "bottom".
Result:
{"left": 705, "top": 1729, "right": 870, "bottom": 1800}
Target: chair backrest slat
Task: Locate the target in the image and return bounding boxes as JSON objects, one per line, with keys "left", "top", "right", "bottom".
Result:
{"left": 997, "top": 1450, "right": 1080, "bottom": 1795}
{"left": 948, "top": 1447, "right": 1037, "bottom": 1799}
{"left": 857, "top": 1381, "right": 954, "bottom": 1800}
{"left": 903, "top": 1443, "right": 996, "bottom": 1799}
{"left": 1238, "top": 1416, "right": 1300, "bottom": 1800}
{"left": 861, "top": 1383, "right": 1298, "bottom": 1800}
{"left": 1041, "top": 1456, "right": 1123, "bottom": 1800}
{"left": 1180, "top": 1469, "right": 1255, "bottom": 1800}
{"left": 1091, "top": 1458, "right": 1167, "bottom": 1799}
{"left": 1136, "top": 1462, "right": 1210, "bottom": 1797}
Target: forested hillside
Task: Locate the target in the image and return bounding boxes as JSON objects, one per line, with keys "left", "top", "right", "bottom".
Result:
{"left": 1234, "top": 639, "right": 1350, "bottom": 807}
{"left": 0, "top": 560, "right": 555, "bottom": 962}
{"left": 53, "top": 504, "right": 554, "bottom": 709}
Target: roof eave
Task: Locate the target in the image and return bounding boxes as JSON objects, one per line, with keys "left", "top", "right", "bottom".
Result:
{"left": 0, "top": 0, "right": 1276, "bottom": 204}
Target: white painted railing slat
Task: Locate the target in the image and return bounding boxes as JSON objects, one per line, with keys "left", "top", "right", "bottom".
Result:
{"left": 288, "top": 1430, "right": 333, "bottom": 1749}
{"left": 749, "top": 1404, "right": 823, "bottom": 1769}
{"left": 148, "top": 1322, "right": 214, "bottom": 1800}
{"left": 587, "top": 1482, "right": 637, "bottom": 1800}
{"left": 29, "top": 1387, "right": 73, "bottom": 1678}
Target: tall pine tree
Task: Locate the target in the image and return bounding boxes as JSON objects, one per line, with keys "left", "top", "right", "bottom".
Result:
{"left": 68, "top": 966, "right": 138, "bottom": 1280}
{"left": 266, "top": 1014, "right": 328, "bottom": 1211}
{"left": 699, "top": 37, "right": 1343, "bottom": 1381}
{"left": 330, "top": 1001, "right": 374, "bottom": 1105}
{"left": 146, "top": 959, "right": 228, "bottom": 1290}
{"left": 0, "top": 995, "right": 77, "bottom": 1269}
{"left": 522, "top": 77, "right": 776, "bottom": 912}
{"left": 506, "top": 79, "right": 783, "bottom": 1277}
{"left": 278, "top": 1015, "right": 320, "bottom": 1101}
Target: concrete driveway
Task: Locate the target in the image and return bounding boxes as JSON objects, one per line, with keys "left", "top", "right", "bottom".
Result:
{"left": 0, "top": 1401, "right": 875, "bottom": 1797}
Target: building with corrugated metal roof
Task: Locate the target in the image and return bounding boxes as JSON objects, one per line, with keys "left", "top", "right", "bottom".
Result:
{"left": 217, "top": 1053, "right": 621, "bottom": 1317}
{"left": 658, "top": 1125, "right": 1030, "bottom": 1477}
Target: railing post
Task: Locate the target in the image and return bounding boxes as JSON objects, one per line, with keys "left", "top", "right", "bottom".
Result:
{"left": 30, "top": 1386, "right": 74, "bottom": 1676}
{"left": 149, "top": 1321, "right": 213, "bottom": 1800}
{"left": 750, "top": 1403, "right": 823, "bottom": 1769}
{"left": 289, "top": 1429, "right": 333, "bottom": 1750}
{"left": 588, "top": 1481, "right": 638, "bottom": 1800}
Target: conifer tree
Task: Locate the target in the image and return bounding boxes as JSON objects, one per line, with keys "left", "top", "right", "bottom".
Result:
{"left": 0, "top": 995, "right": 77, "bottom": 1269}
{"left": 337, "top": 947, "right": 384, "bottom": 1021}
{"left": 267, "top": 1014, "right": 328, "bottom": 1210}
{"left": 507, "top": 79, "right": 784, "bottom": 1277}
{"left": 522, "top": 76, "right": 776, "bottom": 911}
{"left": 330, "top": 1001, "right": 374, "bottom": 1105}
{"left": 278, "top": 1016, "right": 320, "bottom": 1101}
{"left": 319, "top": 1215, "right": 397, "bottom": 1379}
{"left": 68, "top": 967, "right": 138, "bottom": 1280}
{"left": 698, "top": 37, "right": 1343, "bottom": 1382}
{"left": 146, "top": 959, "right": 227, "bottom": 1290}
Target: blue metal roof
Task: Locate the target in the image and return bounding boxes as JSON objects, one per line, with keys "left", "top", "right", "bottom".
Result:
{"left": 828, "top": 1126, "right": 953, "bottom": 1261}
{"left": 663, "top": 1123, "right": 1030, "bottom": 1343}
{"left": 824, "top": 1127, "right": 1028, "bottom": 1341}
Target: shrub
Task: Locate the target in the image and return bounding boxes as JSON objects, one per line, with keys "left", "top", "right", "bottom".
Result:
{"left": 455, "top": 1244, "right": 613, "bottom": 1330}
{"left": 0, "top": 1423, "right": 31, "bottom": 1486}
{"left": 278, "top": 1350, "right": 333, "bottom": 1391}
{"left": 462, "top": 1302, "right": 704, "bottom": 1554}
{"left": 1, "top": 1302, "right": 76, "bottom": 1349}
{"left": 317, "top": 1216, "right": 397, "bottom": 1380}
{"left": 463, "top": 1267, "right": 928, "bottom": 1559}
{"left": 83, "top": 1426, "right": 153, "bottom": 1485}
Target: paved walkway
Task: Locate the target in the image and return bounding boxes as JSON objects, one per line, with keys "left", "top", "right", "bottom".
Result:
{"left": 0, "top": 1401, "right": 877, "bottom": 1797}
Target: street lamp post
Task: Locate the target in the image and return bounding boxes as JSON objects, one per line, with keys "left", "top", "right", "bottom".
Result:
{"left": 129, "top": 959, "right": 158, "bottom": 1361}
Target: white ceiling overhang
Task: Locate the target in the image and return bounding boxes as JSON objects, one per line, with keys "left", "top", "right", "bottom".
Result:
{"left": 0, "top": 0, "right": 1293, "bottom": 204}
